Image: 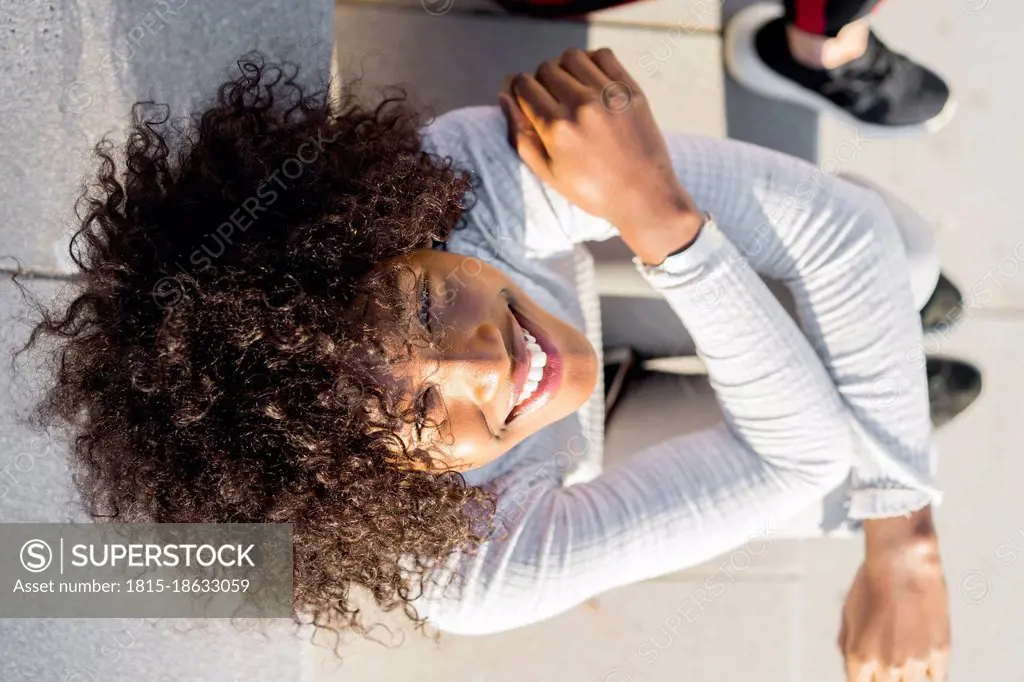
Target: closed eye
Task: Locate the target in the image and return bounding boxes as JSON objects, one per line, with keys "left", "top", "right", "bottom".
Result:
{"left": 414, "top": 387, "right": 432, "bottom": 440}
{"left": 413, "top": 271, "right": 439, "bottom": 442}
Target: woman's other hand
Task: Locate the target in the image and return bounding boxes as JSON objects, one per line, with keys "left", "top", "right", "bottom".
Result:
{"left": 840, "top": 507, "right": 951, "bottom": 682}
{"left": 498, "top": 47, "right": 703, "bottom": 264}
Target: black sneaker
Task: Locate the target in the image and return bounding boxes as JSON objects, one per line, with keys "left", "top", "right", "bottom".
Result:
{"left": 926, "top": 357, "right": 982, "bottom": 428}
{"left": 725, "top": 3, "right": 956, "bottom": 137}
{"left": 921, "top": 273, "right": 964, "bottom": 338}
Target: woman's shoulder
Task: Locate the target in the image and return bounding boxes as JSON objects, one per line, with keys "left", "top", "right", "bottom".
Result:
{"left": 420, "top": 105, "right": 508, "bottom": 159}
{"left": 420, "top": 105, "right": 527, "bottom": 224}
{"left": 420, "top": 105, "right": 524, "bottom": 254}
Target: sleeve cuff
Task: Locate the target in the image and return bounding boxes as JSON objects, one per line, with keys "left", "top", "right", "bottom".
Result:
{"left": 847, "top": 487, "right": 942, "bottom": 520}
{"left": 631, "top": 217, "right": 730, "bottom": 289}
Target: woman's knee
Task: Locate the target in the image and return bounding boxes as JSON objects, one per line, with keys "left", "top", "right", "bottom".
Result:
{"left": 841, "top": 173, "right": 941, "bottom": 311}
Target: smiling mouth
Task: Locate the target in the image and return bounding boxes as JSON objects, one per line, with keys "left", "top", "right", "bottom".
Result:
{"left": 506, "top": 305, "right": 563, "bottom": 425}
{"left": 513, "top": 328, "right": 547, "bottom": 407}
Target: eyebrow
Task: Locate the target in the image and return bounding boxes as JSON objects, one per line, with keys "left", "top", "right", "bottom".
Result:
{"left": 409, "top": 269, "right": 425, "bottom": 323}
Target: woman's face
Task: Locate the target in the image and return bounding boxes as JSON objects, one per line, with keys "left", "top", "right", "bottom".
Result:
{"left": 372, "top": 249, "right": 599, "bottom": 471}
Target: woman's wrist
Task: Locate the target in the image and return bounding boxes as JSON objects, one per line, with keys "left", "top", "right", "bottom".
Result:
{"left": 863, "top": 506, "right": 942, "bottom": 575}
{"left": 623, "top": 209, "right": 707, "bottom": 266}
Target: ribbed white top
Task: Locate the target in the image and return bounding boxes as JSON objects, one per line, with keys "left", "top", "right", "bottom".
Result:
{"left": 414, "top": 106, "right": 940, "bottom": 635}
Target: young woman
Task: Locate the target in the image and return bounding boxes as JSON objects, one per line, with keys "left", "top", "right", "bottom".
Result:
{"left": 30, "top": 50, "right": 951, "bottom": 680}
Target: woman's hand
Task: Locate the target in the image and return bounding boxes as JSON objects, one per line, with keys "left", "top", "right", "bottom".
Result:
{"left": 840, "top": 508, "right": 951, "bottom": 682}
{"left": 498, "top": 47, "right": 704, "bottom": 265}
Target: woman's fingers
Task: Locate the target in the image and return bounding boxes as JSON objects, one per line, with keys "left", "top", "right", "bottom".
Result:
{"left": 837, "top": 616, "right": 849, "bottom": 652}
{"left": 903, "top": 659, "right": 929, "bottom": 682}
{"left": 509, "top": 73, "right": 562, "bottom": 131}
{"left": 495, "top": 45, "right": 693, "bottom": 247}
{"left": 534, "top": 60, "right": 589, "bottom": 106}
{"left": 497, "top": 91, "right": 553, "bottom": 184}
{"left": 558, "top": 47, "right": 611, "bottom": 89}
{"left": 926, "top": 651, "right": 949, "bottom": 681}
{"left": 876, "top": 666, "right": 899, "bottom": 682}
{"left": 846, "top": 658, "right": 877, "bottom": 682}
{"left": 587, "top": 47, "right": 643, "bottom": 93}
{"left": 508, "top": 47, "right": 639, "bottom": 122}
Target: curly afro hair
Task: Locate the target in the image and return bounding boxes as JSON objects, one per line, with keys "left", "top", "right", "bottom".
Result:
{"left": 24, "top": 56, "right": 497, "bottom": 639}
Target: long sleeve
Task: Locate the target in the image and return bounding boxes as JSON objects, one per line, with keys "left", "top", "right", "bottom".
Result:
{"left": 657, "top": 129, "right": 939, "bottom": 520}
{"left": 415, "top": 110, "right": 867, "bottom": 635}
{"left": 421, "top": 105, "right": 940, "bottom": 521}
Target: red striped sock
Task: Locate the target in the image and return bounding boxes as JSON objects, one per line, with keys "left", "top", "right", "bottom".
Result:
{"left": 794, "top": 0, "right": 828, "bottom": 35}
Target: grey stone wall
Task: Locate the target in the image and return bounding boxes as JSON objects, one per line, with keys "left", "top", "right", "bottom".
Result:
{"left": 0, "top": 2, "right": 332, "bottom": 680}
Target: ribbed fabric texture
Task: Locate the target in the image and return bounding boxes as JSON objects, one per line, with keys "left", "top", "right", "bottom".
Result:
{"left": 415, "top": 106, "right": 940, "bottom": 635}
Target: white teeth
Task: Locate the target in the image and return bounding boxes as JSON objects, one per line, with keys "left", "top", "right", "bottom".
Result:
{"left": 517, "top": 381, "right": 538, "bottom": 406}
{"left": 514, "top": 327, "right": 548, "bottom": 408}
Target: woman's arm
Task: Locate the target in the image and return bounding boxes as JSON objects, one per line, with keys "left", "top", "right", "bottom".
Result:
{"left": 418, "top": 216, "right": 855, "bottom": 634}
{"left": 653, "top": 128, "right": 939, "bottom": 520}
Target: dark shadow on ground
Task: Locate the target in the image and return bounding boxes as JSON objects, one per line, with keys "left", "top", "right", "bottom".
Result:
{"left": 334, "top": 5, "right": 589, "bottom": 116}
{"left": 721, "top": 0, "right": 819, "bottom": 162}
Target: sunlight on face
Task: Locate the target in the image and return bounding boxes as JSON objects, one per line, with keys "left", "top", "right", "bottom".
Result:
{"left": 368, "top": 249, "right": 599, "bottom": 472}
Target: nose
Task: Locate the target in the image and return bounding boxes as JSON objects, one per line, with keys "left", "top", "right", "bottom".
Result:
{"left": 438, "top": 321, "right": 510, "bottom": 408}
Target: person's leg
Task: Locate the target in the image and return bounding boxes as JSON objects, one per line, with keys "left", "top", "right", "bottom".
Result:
{"left": 724, "top": 1, "right": 956, "bottom": 136}
{"left": 839, "top": 173, "right": 940, "bottom": 311}
{"left": 784, "top": 0, "right": 876, "bottom": 72}
{"left": 785, "top": 0, "right": 879, "bottom": 41}
{"left": 840, "top": 173, "right": 965, "bottom": 339}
